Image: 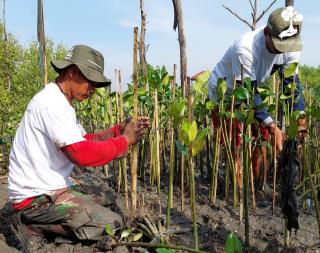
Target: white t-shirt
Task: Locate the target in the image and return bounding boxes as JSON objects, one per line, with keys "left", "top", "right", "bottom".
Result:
{"left": 208, "top": 27, "right": 300, "bottom": 100}
{"left": 8, "top": 83, "right": 86, "bottom": 201}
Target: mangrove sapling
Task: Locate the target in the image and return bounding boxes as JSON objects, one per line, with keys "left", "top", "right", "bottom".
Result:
{"left": 232, "top": 76, "right": 252, "bottom": 247}
{"left": 167, "top": 99, "right": 186, "bottom": 228}
{"left": 176, "top": 111, "right": 209, "bottom": 249}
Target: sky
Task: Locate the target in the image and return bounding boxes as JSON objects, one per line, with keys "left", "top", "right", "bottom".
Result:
{"left": 2, "top": 0, "right": 320, "bottom": 90}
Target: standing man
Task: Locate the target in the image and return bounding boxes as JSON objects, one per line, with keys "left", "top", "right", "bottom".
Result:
{"left": 207, "top": 6, "right": 306, "bottom": 189}
{"left": 6, "top": 45, "right": 150, "bottom": 251}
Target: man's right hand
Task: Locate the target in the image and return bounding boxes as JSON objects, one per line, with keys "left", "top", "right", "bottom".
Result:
{"left": 267, "top": 122, "right": 283, "bottom": 154}
{"left": 122, "top": 119, "right": 148, "bottom": 146}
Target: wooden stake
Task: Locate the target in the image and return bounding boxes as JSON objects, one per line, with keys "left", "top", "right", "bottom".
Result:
{"left": 131, "top": 27, "right": 139, "bottom": 216}
{"left": 272, "top": 75, "right": 279, "bottom": 214}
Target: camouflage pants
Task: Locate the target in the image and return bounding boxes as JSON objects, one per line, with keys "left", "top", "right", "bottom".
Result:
{"left": 18, "top": 185, "right": 124, "bottom": 241}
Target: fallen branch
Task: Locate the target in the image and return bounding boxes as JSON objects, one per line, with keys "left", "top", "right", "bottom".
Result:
{"left": 113, "top": 242, "right": 206, "bottom": 253}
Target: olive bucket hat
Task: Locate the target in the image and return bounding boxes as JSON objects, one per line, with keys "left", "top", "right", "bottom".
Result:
{"left": 51, "top": 45, "right": 111, "bottom": 88}
{"left": 267, "top": 6, "right": 303, "bottom": 53}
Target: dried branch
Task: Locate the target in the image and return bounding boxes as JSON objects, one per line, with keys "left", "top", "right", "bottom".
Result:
{"left": 256, "top": 0, "right": 277, "bottom": 23}
{"left": 223, "top": 4, "right": 253, "bottom": 30}
{"left": 172, "top": 0, "right": 178, "bottom": 31}
{"left": 248, "top": 0, "right": 254, "bottom": 12}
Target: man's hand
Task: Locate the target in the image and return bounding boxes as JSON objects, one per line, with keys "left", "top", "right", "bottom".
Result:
{"left": 122, "top": 116, "right": 150, "bottom": 146}
{"left": 120, "top": 116, "right": 150, "bottom": 133}
{"left": 267, "top": 122, "right": 283, "bottom": 153}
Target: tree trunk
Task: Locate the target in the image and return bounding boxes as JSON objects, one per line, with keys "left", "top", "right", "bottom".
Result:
{"left": 172, "top": 0, "right": 187, "bottom": 93}
{"left": 37, "top": 0, "right": 48, "bottom": 85}
{"left": 285, "top": 0, "right": 294, "bottom": 6}
{"left": 2, "top": 0, "right": 11, "bottom": 91}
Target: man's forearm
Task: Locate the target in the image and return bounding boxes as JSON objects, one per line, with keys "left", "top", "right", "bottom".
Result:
{"left": 84, "top": 124, "right": 122, "bottom": 142}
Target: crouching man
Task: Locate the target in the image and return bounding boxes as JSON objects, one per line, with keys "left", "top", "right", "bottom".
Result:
{"left": 5, "top": 44, "right": 150, "bottom": 251}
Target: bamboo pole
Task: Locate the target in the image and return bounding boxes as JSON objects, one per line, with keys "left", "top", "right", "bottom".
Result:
{"left": 186, "top": 77, "right": 198, "bottom": 250}
{"left": 118, "top": 70, "right": 128, "bottom": 210}
{"left": 230, "top": 76, "right": 238, "bottom": 207}
{"left": 180, "top": 77, "right": 186, "bottom": 212}
{"left": 243, "top": 125, "right": 250, "bottom": 247}
{"left": 131, "top": 27, "right": 139, "bottom": 215}
{"left": 166, "top": 65, "right": 177, "bottom": 228}
{"left": 304, "top": 144, "right": 320, "bottom": 237}
{"left": 154, "top": 89, "right": 162, "bottom": 214}
{"left": 272, "top": 75, "right": 279, "bottom": 214}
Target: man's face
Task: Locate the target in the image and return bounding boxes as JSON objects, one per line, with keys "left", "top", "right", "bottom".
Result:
{"left": 70, "top": 68, "right": 96, "bottom": 102}
{"left": 264, "top": 27, "right": 282, "bottom": 54}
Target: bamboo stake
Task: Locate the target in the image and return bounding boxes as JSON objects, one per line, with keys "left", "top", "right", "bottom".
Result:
{"left": 131, "top": 27, "right": 139, "bottom": 215}
{"left": 115, "top": 69, "right": 122, "bottom": 193}
{"left": 118, "top": 70, "right": 128, "bottom": 210}
{"left": 230, "top": 76, "right": 237, "bottom": 207}
{"left": 166, "top": 65, "right": 177, "bottom": 228}
{"left": 180, "top": 76, "right": 186, "bottom": 212}
{"left": 304, "top": 144, "right": 320, "bottom": 237}
{"left": 272, "top": 75, "right": 279, "bottom": 214}
{"left": 248, "top": 127, "right": 256, "bottom": 210}
{"left": 187, "top": 77, "right": 198, "bottom": 250}
{"left": 210, "top": 128, "right": 221, "bottom": 203}
{"left": 154, "top": 89, "right": 162, "bottom": 214}
{"left": 243, "top": 125, "right": 250, "bottom": 247}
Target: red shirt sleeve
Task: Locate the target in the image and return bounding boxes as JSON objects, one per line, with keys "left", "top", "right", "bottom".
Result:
{"left": 61, "top": 135, "right": 128, "bottom": 167}
{"left": 84, "top": 124, "right": 122, "bottom": 142}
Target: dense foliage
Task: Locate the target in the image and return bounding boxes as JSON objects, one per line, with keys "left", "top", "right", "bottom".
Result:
{"left": 0, "top": 22, "right": 68, "bottom": 172}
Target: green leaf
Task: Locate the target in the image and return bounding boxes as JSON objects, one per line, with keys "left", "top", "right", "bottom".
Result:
{"left": 284, "top": 62, "right": 299, "bottom": 78}
{"left": 120, "top": 229, "right": 132, "bottom": 239}
{"left": 234, "top": 109, "right": 246, "bottom": 123}
{"left": 233, "top": 87, "right": 250, "bottom": 101}
{"left": 194, "top": 70, "right": 210, "bottom": 84}
{"left": 105, "top": 224, "right": 114, "bottom": 236}
{"left": 206, "top": 101, "right": 216, "bottom": 110}
{"left": 280, "top": 93, "right": 293, "bottom": 100}
{"left": 216, "top": 78, "right": 227, "bottom": 99}
{"left": 156, "top": 248, "right": 173, "bottom": 253}
{"left": 288, "top": 118, "right": 298, "bottom": 140}
{"left": 225, "top": 232, "right": 243, "bottom": 253}
{"left": 243, "top": 77, "right": 252, "bottom": 92}
{"left": 181, "top": 120, "right": 191, "bottom": 145}
{"left": 168, "top": 101, "right": 186, "bottom": 126}
{"left": 175, "top": 140, "right": 188, "bottom": 156}
{"left": 161, "top": 73, "right": 169, "bottom": 85}
{"left": 188, "top": 121, "right": 198, "bottom": 142}
{"left": 268, "top": 104, "right": 276, "bottom": 113}
{"left": 246, "top": 110, "right": 255, "bottom": 125}
{"left": 132, "top": 232, "right": 143, "bottom": 242}
{"left": 192, "top": 128, "right": 209, "bottom": 156}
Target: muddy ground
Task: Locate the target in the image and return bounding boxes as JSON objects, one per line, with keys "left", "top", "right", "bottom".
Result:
{"left": 0, "top": 166, "right": 320, "bottom": 253}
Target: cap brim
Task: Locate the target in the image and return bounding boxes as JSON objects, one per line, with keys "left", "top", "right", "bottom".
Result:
{"left": 271, "top": 35, "right": 303, "bottom": 53}
{"left": 50, "top": 60, "right": 111, "bottom": 88}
